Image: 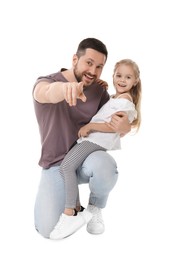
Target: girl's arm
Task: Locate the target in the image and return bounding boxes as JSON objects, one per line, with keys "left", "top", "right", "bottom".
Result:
{"left": 78, "top": 94, "right": 133, "bottom": 138}
{"left": 78, "top": 122, "right": 115, "bottom": 138}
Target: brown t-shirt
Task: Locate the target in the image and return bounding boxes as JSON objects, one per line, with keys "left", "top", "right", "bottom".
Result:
{"left": 33, "top": 69, "right": 110, "bottom": 168}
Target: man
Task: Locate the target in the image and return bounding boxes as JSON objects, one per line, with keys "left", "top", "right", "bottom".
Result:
{"left": 33, "top": 38, "right": 131, "bottom": 239}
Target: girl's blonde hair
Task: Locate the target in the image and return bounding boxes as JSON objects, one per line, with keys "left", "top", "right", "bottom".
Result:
{"left": 113, "top": 59, "right": 142, "bottom": 131}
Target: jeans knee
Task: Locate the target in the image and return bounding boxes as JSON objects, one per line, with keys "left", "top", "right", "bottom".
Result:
{"left": 83, "top": 151, "right": 118, "bottom": 193}
{"left": 34, "top": 221, "right": 52, "bottom": 239}
{"left": 84, "top": 150, "right": 118, "bottom": 174}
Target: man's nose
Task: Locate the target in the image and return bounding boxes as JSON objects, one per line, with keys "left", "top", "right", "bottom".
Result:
{"left": 89, "top": 66, "right": 97, "bottom": 75}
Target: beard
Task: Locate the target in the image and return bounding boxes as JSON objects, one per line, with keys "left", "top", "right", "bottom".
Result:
{"left": 73, "top": 63, "right": 97, "bottom": 87}
{"left": 73, "top": 66, "right": 82, "bottom": 83}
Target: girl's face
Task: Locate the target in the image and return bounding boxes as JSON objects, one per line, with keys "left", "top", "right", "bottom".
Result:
{"left": 113, "top": 64, "right": 138, "bottom": 94}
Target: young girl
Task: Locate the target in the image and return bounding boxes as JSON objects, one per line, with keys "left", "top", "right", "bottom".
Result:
{"left": 50, "top": 59, "right": 142, "bottom": 239}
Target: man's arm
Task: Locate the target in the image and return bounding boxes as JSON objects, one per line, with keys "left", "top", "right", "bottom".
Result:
{"left": 109, "top": 112, "right": 131, "bottom": 137}
{"left": 33, "top": 81, "right": 86, "bottom": 105}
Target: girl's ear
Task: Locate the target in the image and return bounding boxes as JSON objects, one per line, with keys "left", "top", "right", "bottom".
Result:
{"left": 134, "top": 78, "right": 139, "bottom": 86}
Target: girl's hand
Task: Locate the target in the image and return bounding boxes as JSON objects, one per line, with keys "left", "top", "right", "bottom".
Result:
{"left": 78, "top": 124, "right": 91, "bottom": 137}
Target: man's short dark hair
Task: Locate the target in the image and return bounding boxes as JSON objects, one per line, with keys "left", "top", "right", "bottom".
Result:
{"left": 76, "top": 38, "right": 108, "bottom": 61}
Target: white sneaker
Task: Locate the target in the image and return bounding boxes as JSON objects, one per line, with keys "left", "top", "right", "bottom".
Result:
{"left": 50, "top": 209, "right": 92, "bottom": 240}
{"left": 86, "top": 204, "right": 105, "bottom": 234}
{"left": 78, "top": 207, "right": 93, "bottom": 222}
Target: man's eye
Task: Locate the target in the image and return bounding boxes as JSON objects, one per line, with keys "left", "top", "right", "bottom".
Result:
{"left": 87, "top": 61, "right": 92, "bottom": 66}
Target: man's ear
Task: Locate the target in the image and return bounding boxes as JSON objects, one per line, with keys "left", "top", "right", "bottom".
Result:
{"left": 72, "top": 54, "right": 78, "bottom": 67}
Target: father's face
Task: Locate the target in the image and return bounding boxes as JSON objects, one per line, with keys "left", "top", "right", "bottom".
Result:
{"left": 73, "top": 48, "right": 106, "bottom": 87}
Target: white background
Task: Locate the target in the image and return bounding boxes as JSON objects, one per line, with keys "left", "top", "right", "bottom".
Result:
{"left": 0, "top": 0, "right": 175, "bottom": 259}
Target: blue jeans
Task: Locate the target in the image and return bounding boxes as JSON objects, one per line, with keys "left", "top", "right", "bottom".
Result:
{"left": 34, "top": 151, "right": 118, "bottom": 238}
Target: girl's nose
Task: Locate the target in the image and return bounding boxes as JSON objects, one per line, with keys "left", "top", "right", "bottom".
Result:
{"left": 120, "top": 78, "right": 125, "bottom": 82}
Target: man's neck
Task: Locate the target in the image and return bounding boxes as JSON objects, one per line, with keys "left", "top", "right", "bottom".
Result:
{"left": 61, "top": 68, "right": 78, "bottom": 82}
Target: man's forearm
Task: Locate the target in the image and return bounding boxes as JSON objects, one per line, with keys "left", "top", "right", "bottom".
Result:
{"left": 34, "top": 81, "right": 65, "bottom": 104}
